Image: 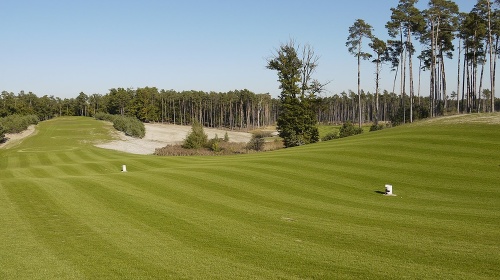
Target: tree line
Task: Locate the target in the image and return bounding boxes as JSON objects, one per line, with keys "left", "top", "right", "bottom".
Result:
{"left": 1, "top": 87, "right": 498, "bottom": 130}
{"left": 0, "top": 89, "right": 279, "bottom": 130}
{"left": 347, "top": 0, "right": 500, "bottom": 127}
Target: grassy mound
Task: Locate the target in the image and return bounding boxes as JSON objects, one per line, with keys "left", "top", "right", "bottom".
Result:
{"left": 0, "top": 115, "right": 499, "bottom": 279}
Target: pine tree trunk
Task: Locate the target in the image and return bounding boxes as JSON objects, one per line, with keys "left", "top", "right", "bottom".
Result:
{"left": 430, "top": 22, "right": 435, "bottom": 117}
{"left": 488, "top": 0, "right": 495, "bottom": 112}
{"left": 375, "top": 58, "right": 380, "bottom": 123}
{"left": 493, "top": 36, "right": 498, "bottom": 112}
{"left": 357, "top": 48, "right": 362, "bottom": 128}
{"left": 408, "top": 28, "right": 414, "bottom": 123}
{"left": 441, "top": 57, "right": 447, "bottom": 114}
{"left": 457, "top": 39, "right": 461, "bottom": 114}
{"left": 479, "top": 58, "right": 485, "bottom": 112}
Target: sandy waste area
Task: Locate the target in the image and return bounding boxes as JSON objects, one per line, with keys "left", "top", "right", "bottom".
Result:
{"left": 95, "top": 123, "right": 254, "bottom": 155}
{"left": 0, "top": 125, "right": 37, "bottom": 149}
{"left": 0, "top": 123, "right": 253, "bottom": 155}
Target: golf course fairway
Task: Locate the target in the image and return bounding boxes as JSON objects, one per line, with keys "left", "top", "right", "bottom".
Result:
{"left": 1, "top": 115, "right": 499, "bottom": 279}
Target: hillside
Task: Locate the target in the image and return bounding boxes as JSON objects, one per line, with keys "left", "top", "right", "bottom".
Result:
{"left": 0, "top": 115, "right": 499, "bottom": 279}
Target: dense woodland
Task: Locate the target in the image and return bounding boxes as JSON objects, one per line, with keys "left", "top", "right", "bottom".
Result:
{"left": 1, "top": 88, "right": 498, "bottom": 129}
{"left": 1, "top": 0, "right": 500, "bottom": 131}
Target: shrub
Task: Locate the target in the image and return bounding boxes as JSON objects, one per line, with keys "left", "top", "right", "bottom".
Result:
{"left": 246, "top": 133, "right": 265, "bottom": 151}
{"left": 94, "top": 112, "right": 117, "bottom": 122}
{"left": 0, "top": 123, "right": 5, "bottom": 143}
{"left": 223, "top": 132, "right": 229, "bottom": 142}
{"left": 123, "top": 118, "right": 146, "bottom": 138}
{"left": 96, "top": 113, "right": 145, "bottom": 138}
{"left": 251, "top": 130, "right": 274, "bottom": 138}
{"left": 0, "top": 114, "right": 39, "bottom": 134}
{"left": 182, "top": 121, "right": 208, "bottom": 149}
{"left": 369, "top": 123, "right": 385, "bottom": 132}
{"left": 322, "top": 132, "right": 339, "bottom": 141}
{"left": 263, "top": 138, "right": 284, "bottom": 151}
{"left": 339, "top": 121, "right": 363, "bottom": 138}
{"left": 113, "top": 117, "right": 146, "bottom": 138}
{"left": 154, "top": 142, "right": 248, "bottom": 156}
{"left": 207, "top": 134, "right": 221, "bottom": 152}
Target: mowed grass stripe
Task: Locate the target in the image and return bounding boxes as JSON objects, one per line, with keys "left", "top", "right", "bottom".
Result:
{"left": 32, "top": 177, "right": 279, "bottom": 279}
{"left": 240, "top": 159, "right": 499, "bottom": 226}
{"left": 196, "top": 163, "right": 499, "bottom": 247}
{"left": 84, "top": 171, "right": 412, "bottom": 278}
{"left": 295, "top": 141, "right": 499, "bottom": 196}
{"left": 0, "top": 182, "right": 87, "bottom": 279}
{"left": 2, "top": 179, "right": 182, "bottom": 279}
{"left": 65, "top": 176, "right": 340, "bottom": 278}
{"left": 61, "top": 173, "right": 472, "bottom": 279}
{"left": 80, "top": 162, "right": 498, "bottom": 278}
{"left": 169, "top": 165, "right": 498, "bottom": 262}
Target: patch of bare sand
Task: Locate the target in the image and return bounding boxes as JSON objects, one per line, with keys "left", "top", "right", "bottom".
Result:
{"left": 95, "top": 123, "right": 254, "bottom": 155}
{"left": 0, "top": 125, "right": 37, "bottom": 149}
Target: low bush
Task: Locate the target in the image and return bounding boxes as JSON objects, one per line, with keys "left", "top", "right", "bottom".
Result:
{"left": 369, "top": 123, "right": 385, "bottom": 132}
{"left": 94, "top": 112, "right": 117, "bottom": 122}
{"left": 0, "top": 123, "right": 5, "bottom": 143}
{"left": 154, "top": 135, "right": 283, "bottom": 156}
{"left": 250, "top": 130, "right": 274, "bottom": 138}
{"left": 154, "top": 141, "right": 248, "bottom": 156}
{"left": 263, "top": 138, "right": 284, "bottom": 151}
{"left": 95, "top": 113, "right": 145, "bottom": 138}
{"left": 155, "top": 126, "right": 284, "bottom": 156}
{"left": 247, "top": 133, "right": 266, "bottom": 151}
{"left": 182, "top": 121, "right": 208, "bottom": 149}
{"left": 321, "top": 132, "right": 339, "bottom": 141}
{"left": 207, "top": 134, "right": 221, "bottom": 152}
{"left": 0, "top": 114, "right": 39, "bottom": 134}
{"left": 339, "top": 121, "right": 363, "bottom": 138}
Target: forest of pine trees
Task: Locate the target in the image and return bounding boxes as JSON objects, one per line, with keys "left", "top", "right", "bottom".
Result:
{"left": 1, "top": 0, "right": 499, "bottom": 129}
{"left": 346, "top": 0, "right": 500, "bottom": 124}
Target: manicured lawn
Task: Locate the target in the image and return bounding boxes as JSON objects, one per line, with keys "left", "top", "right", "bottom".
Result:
{"left": 1, "top": 115, "right": 499, "bottom": 279}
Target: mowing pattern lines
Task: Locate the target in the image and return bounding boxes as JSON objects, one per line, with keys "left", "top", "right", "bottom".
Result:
{"left": 0, "top": 116, "right": 499, "bottom": 279}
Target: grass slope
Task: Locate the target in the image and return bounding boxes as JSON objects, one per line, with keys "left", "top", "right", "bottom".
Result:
{"left": 0, "top": 116, "right": 499, "bottom": 279}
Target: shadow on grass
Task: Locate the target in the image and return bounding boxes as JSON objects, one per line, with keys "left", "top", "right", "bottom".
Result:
{"left": 374, "top": 190, "right": 386, "bottom": 195}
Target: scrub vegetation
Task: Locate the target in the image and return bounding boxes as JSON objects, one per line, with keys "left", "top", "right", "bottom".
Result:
{"left": 94, "top": 112, "right": 145, "bottom": 138}
{"left": 0, "top": 114, "right": 39, "bottom": 134}
{"left": 154, "top": 123, "right": 282, "bottom": 156}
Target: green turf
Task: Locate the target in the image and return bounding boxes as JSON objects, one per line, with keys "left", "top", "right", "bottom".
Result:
{"left": 1, "top": 116, "right": 499, "bottom": 279}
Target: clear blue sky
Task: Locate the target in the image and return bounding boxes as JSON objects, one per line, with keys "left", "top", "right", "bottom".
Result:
{"left": 0, "top": 0, "right": 481, "bottom": 99}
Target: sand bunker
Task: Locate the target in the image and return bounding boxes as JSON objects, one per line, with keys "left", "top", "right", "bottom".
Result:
{"left": 95, "top": 123, "right": 254, "bottom": 155}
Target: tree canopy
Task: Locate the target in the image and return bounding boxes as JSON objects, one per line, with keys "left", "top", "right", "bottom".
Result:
{"left": 267, "top": 40, "right": 319, "bottom": 147}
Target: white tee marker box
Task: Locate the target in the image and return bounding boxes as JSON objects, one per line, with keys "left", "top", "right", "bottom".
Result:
{"left": 385, "top": 184, "right": 393, "bottom": 195}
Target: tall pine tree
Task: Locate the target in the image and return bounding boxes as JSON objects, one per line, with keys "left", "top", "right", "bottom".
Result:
{"left": 346, "top": 19, "right": 373, "bottom": 128}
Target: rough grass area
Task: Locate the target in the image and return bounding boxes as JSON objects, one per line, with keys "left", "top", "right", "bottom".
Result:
{"left": 1, "top": 115, "right": 499, "bottom": 279}
{"left": 154, "top": 139, "right": 283, "bottom": 156}
{"left": 154, "top": 142, "right": 248, "bottom": 156}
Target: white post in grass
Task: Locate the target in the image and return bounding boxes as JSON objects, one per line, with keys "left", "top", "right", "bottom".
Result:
{"left": 385, "top": 184, "right": 393, "bottom": 195}
{"left": 122, "top": 165, "right": 127, "bottom": 172}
